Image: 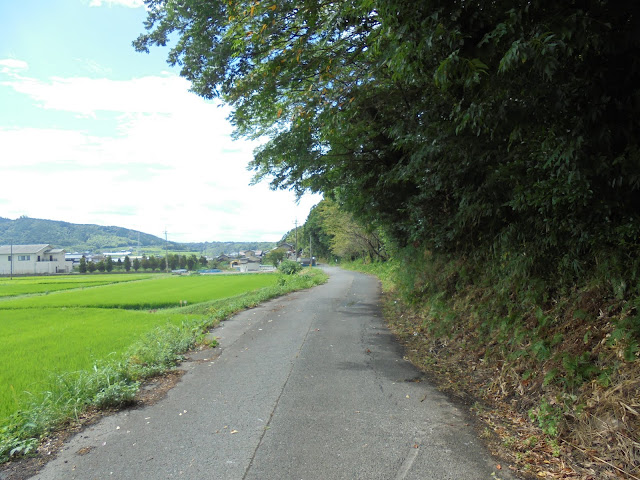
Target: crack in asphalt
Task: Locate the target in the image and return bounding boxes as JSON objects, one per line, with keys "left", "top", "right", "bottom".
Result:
{"left": 240, "top": 310, "right": 318, "bottom": 480}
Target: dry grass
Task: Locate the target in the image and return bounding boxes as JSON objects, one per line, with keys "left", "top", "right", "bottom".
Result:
{"left": 566, "top": 375, "right": 640, "bottom": 479}
{"left": 381, "top": 289, "right": 640, "bottom": 480}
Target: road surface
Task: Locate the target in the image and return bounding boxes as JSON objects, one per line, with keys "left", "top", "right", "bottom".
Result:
{"left": 30, "top": 267, "right": 515, "bottom": 479}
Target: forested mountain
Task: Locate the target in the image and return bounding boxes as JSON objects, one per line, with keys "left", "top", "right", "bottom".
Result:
{"left": 0, "top": 216, "right": 168, "bottom": 251}
{"left": 0, "top": 217, "right": 274, "bottom": 255}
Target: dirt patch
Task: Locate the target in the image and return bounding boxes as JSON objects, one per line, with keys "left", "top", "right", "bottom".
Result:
{"left": 135, "top": 369, "right": 186, "bottom": 405}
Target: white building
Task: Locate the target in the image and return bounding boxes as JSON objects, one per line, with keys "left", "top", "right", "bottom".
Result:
{"left": 0, "top": 244, "right": 71, "bottom": 275}
{"left": 239, "top": 262, "right": 260, "bottom": 273}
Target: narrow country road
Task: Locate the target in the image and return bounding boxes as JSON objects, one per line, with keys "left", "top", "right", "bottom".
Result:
{"left": 30, "top": 267, "right": 516, "bottom": 480}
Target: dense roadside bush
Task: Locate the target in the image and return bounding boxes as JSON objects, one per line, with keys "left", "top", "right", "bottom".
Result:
{"left": 278, "top": 260, "right": 303, "bottom": 275}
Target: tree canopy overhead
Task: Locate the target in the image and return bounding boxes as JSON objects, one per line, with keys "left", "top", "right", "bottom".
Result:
{"left": 135, "top": 1, "right": 640, "bottom": 280}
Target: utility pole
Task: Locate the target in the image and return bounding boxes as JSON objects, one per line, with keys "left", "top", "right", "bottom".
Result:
{"left": 10, "top": 240, "right": 13, "bottom": 280}
{"left": 294, "top": 218, "right": 298, "bottom": 261}
{"left": 164, "top": 228, "right": 169, "bottom": 273}
{"left": 309, "top": 234, "right": 313, "bottom": 266}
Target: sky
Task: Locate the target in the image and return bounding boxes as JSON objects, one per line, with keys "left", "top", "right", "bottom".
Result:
{"left": 0, "top": 0, "right": 321, "bottom": 243}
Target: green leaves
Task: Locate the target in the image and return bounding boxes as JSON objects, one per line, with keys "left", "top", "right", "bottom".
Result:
{"left": 277, "top": 260, "right": 302, "bottom": 275}
{"left": 136, "top": 0, "right": 640, "bottom": 285}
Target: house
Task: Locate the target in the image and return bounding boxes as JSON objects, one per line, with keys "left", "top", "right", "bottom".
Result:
{"left": 237, "top": 254, "right": 262, "bottom": 272}
{"left": 276, "top": 243, "right": 296, "bottom": 259}
{"left": 230, "top": 258, "right": 245, "bottom": 269}
{"left": 0, "top": 244, "right": 71, "bottom": 275}
{"left": 278, "top": 243, "right": 294, "bottom": 251}
{"left": 239, "top": 260, "right": 260, "bottom": 273}
{"left": 90, "top": 254, "right": 106, "bottom": 264}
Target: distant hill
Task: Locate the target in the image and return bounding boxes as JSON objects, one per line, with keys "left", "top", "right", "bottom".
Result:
{"left": 191, "top": 241, "right": 277, "bottom": 257}
{"left": 0, "top": 217, "right": 275, "bottom": 256}
{"left": 0, "top": 216, "right": 167, "bottom": 252}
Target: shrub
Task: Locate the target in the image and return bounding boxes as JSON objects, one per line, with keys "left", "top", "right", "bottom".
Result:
{"left": 278, "top": 260, "right": 302, "bottom": 275}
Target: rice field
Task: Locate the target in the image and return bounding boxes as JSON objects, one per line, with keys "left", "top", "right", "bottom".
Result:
{"left": 0, "top": 273, "right": 278, "bottom": 421}
{"left": 0, "top": 274, "right": 277, "bottom": 309}
{"left": 0, "top": 307, "right": 201, "bottom": 419}
{"left": 0, "top": 274, "right": 152, "bottom": 297}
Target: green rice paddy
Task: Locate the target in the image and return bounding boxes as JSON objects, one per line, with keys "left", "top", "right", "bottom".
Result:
{"left": 0, "top": 274, "right": 151, "bottom": 297}
{"left": 0, "top": 273, "right": 278, "bottom": 420}
{"left": 0, "top": 274, "right": 277, "bottom": 310}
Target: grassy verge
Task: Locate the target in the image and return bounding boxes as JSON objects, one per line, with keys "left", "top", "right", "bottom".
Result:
{"left": 344, "top": 256, "right": 639, "bottom": 479}
{"left": 0, "top": 268, "right": 327, "bottom": 463}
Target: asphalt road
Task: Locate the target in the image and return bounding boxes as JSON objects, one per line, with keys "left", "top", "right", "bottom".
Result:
{"left": 31, "top": 267, "right": 515, "bottom": 480}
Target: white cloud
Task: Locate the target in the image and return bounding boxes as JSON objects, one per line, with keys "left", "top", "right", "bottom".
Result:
{"left": 89, "top": 0, "right": 144, "bottom": 8}
{"left": 0, "top": 128, "right": 97, "bottom": 166}
{"left": 75, "top": 58, "right": 113, "bottom": 76}
{"left": 0, "top": 65, "right": 321, "bottom": 242}
{"left": 0, "top": 59, "right": 28, "bottom": 75}
{"left": 2, "top": 72, "right": 206, "bottom": 117}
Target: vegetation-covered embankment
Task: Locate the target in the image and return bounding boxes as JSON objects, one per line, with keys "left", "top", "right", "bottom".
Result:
{"left": 346, "top": 255, "right": 639, "bottom": 480}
